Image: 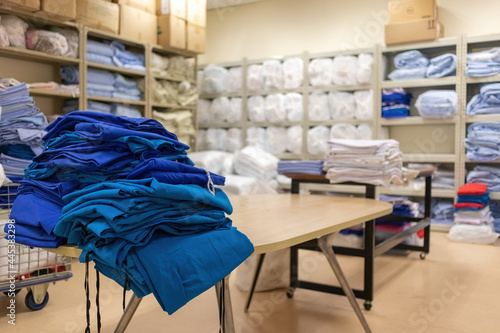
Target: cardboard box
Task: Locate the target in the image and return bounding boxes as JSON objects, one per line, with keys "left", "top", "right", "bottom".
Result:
{"left": 113, "top": 0, "right": 155, "bottom": 14}
{"left": 156, "top": 0, "right": 186, "bottom": 18}
{"left": 187, "top": 23, "right": 205, "bottom": 53}
{"left": 385, "top": 18, "right": 444, "bottom": 46}
{"left": 1, "top": 0, "right": 40, "bottom": 11}
{"left": 119, "top": 5, "right": 157, "bottom": 44}
{"left": 40, "top": 0, "right": 76, "bottom": 21}
{"left": 157, "top": 14, "right": 186, "bottom": 49}
{"left": 186, "top": 0, "right": 206, "bottom": 27}
{"left": 76, "top": 0, "right": 119, "bottom": 34}
{"left": 388, "top": 0, "right": 437, "bottom": 23}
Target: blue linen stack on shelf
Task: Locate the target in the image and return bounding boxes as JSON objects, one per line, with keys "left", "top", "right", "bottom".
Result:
{"left": 429, "top": 199, "right": 454, "bottom": 225}
{"left": 467, "top": 83, "right": 500, "bottom": 115}
{"left": 277, "top": 160, "right": 324, "bottom": 175}
{"left": 86, "top": 40, "right": 146, "bottom": 72}
{"left": 415, "top": 90, "right": 458, "bottom": 118}
{"left": 388, "top": 50, "right": 457, "bottom": 80}
{"left": 465, "top": 122, "right": 500, "bottom": 162}
{"left": 467, "top": 165, "right": 500, "bottom": 191}
{"left": 62, "top": 99, "right": 142, "bottom": 118}
{"left": 466, "top": 47, "right": 500, "bottom": 77}
{"left": 382, "top": 88, "right": 412, "bottom": 118}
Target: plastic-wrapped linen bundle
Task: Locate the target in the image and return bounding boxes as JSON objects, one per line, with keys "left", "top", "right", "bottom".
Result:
{"left": 262, "top": 60, "right": 284, "bottom": 90}
{"left": 266, "top": 127, "right": 287, "bottom": 154}
{"left": 26, "top": 30, "right": 69, "bottom": 56}
{"left": 309, "top": 92, "right": 330, "bottom": 121}
{"left": 246, "top": 127, "right": 268, "bottom": 151}
{"left": 354, "top": 90, "right": 374, "bottom": 120}
{"left": 356, "top": 124, "right": 373, "bottom": 140}
{"left": 330, "top": 123, "right": 358, "bottom": 140}
{"left": 415, "top": 90, "right": 458, "bottom": 118}
{"left": 151, "top": 53, "right": 169, "bottom": 76}
{"left": 210, "top": 97, "right": 231, "bottom": 122}
{"left": 265, "top": 94, "right": 286, "bottom": 123}
{"left": 197, "top": 99, "right": 212, "bottom": 124}
{"left": 205, "top": 128, "right": 228, "bottom": 151}
{"left": 189, "top": 151, "right": 233, "bottom": 174}
{"left": 247, "top": 95, "right": 266, "bottom": 122}
{"left": 227, "top": 128, "right": 242, "bottom": 153}
{"left": 197, "top": 129, "right": 207, "bottom": 151}
{"left": 247, "top": 64, "right": 264, "bottom": 91}
{"left": 0, "top": 25, "right": 8, "bottom": 47}
{"left": 283, "top": 57, "right": 304, "bottom": 89}
{"left": 285, "top": 93, "right": 303, "bottom": 122}
{"left": 307, "top": 126, "right": 329, "bottom": 155}
{"left": 308, "top": 58, "right": 334, "bottom": 87}
{"left": 357, "top": 53, "right": 374, "bottom": 84}
{"left": 287, "top": 126, "right": 303, "bottom": 154}
{"left": 233, "top": 145, "right": 279, "bottom": 182}
{"left": 332, "top": 55, "right": 358, "bottom": 86}
{"left": 0, "top": 15, "right": 28, "bottom": 48}
{"left": 328, "top": 91, "right": 355, "bottom": 120}
{"left": 226, "top": 66, "right": 242, "bottom": 93}
{"left": 201, "top": 64, "right": 228, "bottom": 94}
{"left": 227, "top": 97, "right": 242, "bottom": 123}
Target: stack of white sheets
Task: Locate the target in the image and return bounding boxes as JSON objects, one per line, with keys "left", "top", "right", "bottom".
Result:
{"left": 233, "top": 146, "right": 279, "bottom": 182}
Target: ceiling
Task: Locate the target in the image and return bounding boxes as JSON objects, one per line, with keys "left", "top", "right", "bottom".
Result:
{"left": 207, "top": 0, "right": 266, "bottom": 10}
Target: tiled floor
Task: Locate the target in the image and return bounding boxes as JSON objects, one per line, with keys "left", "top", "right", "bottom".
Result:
{"left": 1, "top": 232, "right": 499, "bottom": 333}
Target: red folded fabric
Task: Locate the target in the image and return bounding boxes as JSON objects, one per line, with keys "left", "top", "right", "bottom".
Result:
{"left": 454, "top": 202, "right": 485, "bottom": 210}
{"left": 457, "top": 183, "right": 488, "bottom": 196}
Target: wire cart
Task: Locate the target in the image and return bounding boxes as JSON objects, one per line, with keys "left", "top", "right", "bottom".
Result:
{"left": 0, "top": 184, "right": 73, "bottom": 311}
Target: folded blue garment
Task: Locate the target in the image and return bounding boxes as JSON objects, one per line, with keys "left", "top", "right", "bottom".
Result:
{"left": 88, "top": 68, "right": 115, "bottom": 85}
{"left": 87, "top": 52, "right": 115, "bottom": 66}
{"left": 87, "top": 40, "right": 115, "bottom": 57}
{"left": 60, "top": 66, "right": 79, "bottom": 84}
{"left": 388, "top": 67, "right": 427, "bottom": 81}
{"left": 114, "top": 74, "right": 139, "bottom": 90}
{"left": 457, "top": 192, "right": 490, "bottom": 206}
{"left": 467, "top": 165, "right": 500, "bottom": 191}
{"left": 0, "top": 83, "right": 30, "bottom": 104}
{"left": 426, "top": 53, "right": 457, "bottom": 78}
{"left": 466, "top": 63, "right": 500, "bottom": 77}
{"left": 467, "top": 83, "right": 500, "bottom": 115}
{"left": 110, "top": 41, "right": 146, "bottom": 71}
{"left": 394, "top": 50, "right": 430, "bottom": 69}
{"left": 111, "top": 104, "right": 142, "bottom": 118}
{"left": 87, "top": 90, "right": 113, "bottom": 98}
{"left": 466, "top": 48, "right": 500, "bottom": 77}
{"left": 0, "top": 144, "right": 35, "bottom": 160}
{"left": 112, "top": 92, "right": 141, "bottom": 101}
{"left": 415, "top": 90, "right": 458, "bottom": 118}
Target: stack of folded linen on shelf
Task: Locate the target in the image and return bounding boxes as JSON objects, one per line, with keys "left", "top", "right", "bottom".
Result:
{"left": 466, "top": 47, "right": 500, "bottom": 77}
{"left": 227, "top": 128, "right": 242, "bottom": 153}
{"left": 465, "top": 122, "right": 500, "bottom": 162}
{"left": 277, "top": 160, "right": 324, "bottom": 175}
{"left": 233, "top": 145, "right": 279, "bottom": 182}
{"left": 285, "top": 93, "right": 303, "bottom": 122}
{"left": 87, "top": 68, "right": 116, "bottom": 98}
{"left": 287, "top": 125, "right": 302, "bottom": 154}
{"left": 227, "top": 97, "right": 242, "bottom": 123}
{"left": 429, "top": 199, "right": 454, "bottom": 225}
{"left": 176, "top": 81, "right": 198, "bottom": 107}
{"left": 389, "top": 50, "right": 429, "bottom": 80}
{"left": 209, "top": 97, "right": 230, "bottom": 122}
{"left": 110, "top": 41, "right": 146, "bottom": 71}
{"left": 262, "top": 60, "right": 284, "bottom": 90}
{"left": 62, "top": 99, "right": 110, "bottom": 114}
{"left": 205, "top": 128, "right": 228, "bottom": 151}
{"left": 86, "top": 40, "right": 115, "bottom": 66}
{"left": 151, "top": 53, "right": 169, "bottom": 76}
{"left": 324, "top": 139, "right": 407, "bottom": 186}
{"left": 467, "top": 83, "right": 500, "bottom": 115}
{"left": 375, "top": 195, "right": 422, "bottom": 244}
{"left": 283, "top": 57, "right": 303, "bottom": 89}
{"left": 152, "top": 110, "right": 196, "bottom": 145}
{"left": 226, "top": 66, "right": 242, "bottom": 93}
{"left": 354, "top": 90, "right": 374, "bottom": 120}
{"left": 0, "top": 15, "right": 28, "bottom": 48}
{"left": 27, "top": 81, "right": 79, "bottom": 96}
{"left": 449, "top": 183, "right": 499, "bottom": 244}
{"left": 490, "top": 202, "right": 500, "bottom": 233}
{"left": 223, "top": 174, "right": 278, "bottom": 196}
{"left": 426, "top": 53, "right": 457, "bottom": 78}
{"left": 415, "top": 90, "right": 458, "bottom": 118}
{"left": 167, "top": 57, "right": 195, "bottom": 82}
{"left": 307, "top": 126, "right": 329, "bottom": 155}
{"left": 0, "top": 154, "right": 31, "bottom": 184}
{"left": 152, "top": 80, "right": 178, "bottom": 105}
{"left": 26, "top": 29, "right": 69, "bottom": 57}
{"left": 356, "top": 124, "right": 373, "bottom": 140}
{"left": 467, "top": 165, "right": 500, "bottom": 191}
{"left": 309, "top": 92, "right": 330, "bottom": 121}
{"left": 111, "top": 104, "right": 142, "bottom": 118}
{"left": 308, "top": 58, "right": 333, "bottom": 87}
{"left": 432, "top": 169, "right": 455, "bottom": 189}
{"left": 201, "top": 64, "right": 228, "bottom": 94}
{"left": 113, "top": 73, "right": 143, "bottom": 100}
{"left": 382, "top": 88, "right": 412, "bottom": 118}
{"left": 247, "top": 64, "right": 264, "bottom": 91}
{"left": 331, "top": 55, "right": 358, "bottom": 86}
{"left": 197, "top": 99, "right": 212, "bottom": 124}
{"left": 265, "top": 94, "right": 286, "bottom": 123}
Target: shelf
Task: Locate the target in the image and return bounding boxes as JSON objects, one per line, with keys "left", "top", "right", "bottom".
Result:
{"left": 154, "top": 74, "right": 196, "bottom": 84}
{"left": 87, "top": 62, "right": 146, "bottom": 77}
{"left": 466, "top": 74, "right": 500, "bottom": 84}
{"left": 466, "top": 158, "right": 500, "bottom": 164}
{"left": 0, "top": 46, "right": 79, "bottom": 64}
{"left": 152, "top": 103, "right": 196, "bottom": 110}
{"left": 380, "top": 77, "right": 457, "bottom": 89}
{"left": 309, "top": 119, "right": 373, "bottom": 126}
{"left": 465, "top": 114, "right": 500, "bottom": 123}
{"left": 310, "top": 84, "right": 372, "bottom": 92}
{"left": 381, "top": 37, "right": 459, "bottom": 53}
{"left": 379, "top": 187, "right": 455, "bottom": 198}
{"left": 275, "top": 153, "right": 303, "bottom": 160}
{"left": 87, "top": 28, "right": 145, "bottom": 49}
{"left": 247, "top": 121, "right": 302, "bottom": 127}
{"left": 380, "top": 116, "right": 457, "bottom": 126}
{"left": 403, "top": 154, "right": 456, "bottom": 163}
{"left": 87, "top": 96, "right": 146, "bottom": 106}
{"left": 199, "top": 92, "right": 242, "bottom": 99}
{"left": 466, "top": 33, "right": 500, "bottom": 45}
{"left": 198, "top": 123, "right": 241, "bottom": 129}
{"left": 29, "top": 89, "right": 79, "bottom": 98}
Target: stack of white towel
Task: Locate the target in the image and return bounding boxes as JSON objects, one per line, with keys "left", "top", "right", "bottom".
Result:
{"left": 307, "top": 124, "right": 373, "bottom": 155}
{"left": 233, "top": 145, "right": 279, "bottom": 182}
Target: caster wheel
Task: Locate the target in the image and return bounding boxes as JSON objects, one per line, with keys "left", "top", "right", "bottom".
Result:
{"left": 3, "top": 289, "right": 21, "bottom": 297}
{"left": 420, "top": 253, "right": 427, "bottom": 260}
{"left": 286, "top": 288, "right": 295, "bottom": 299}
{"left": 363, "top": 301, "right": 372, "bottom": 311}
{"left": 25, "top": 290, "right": 49, "bottom": 311}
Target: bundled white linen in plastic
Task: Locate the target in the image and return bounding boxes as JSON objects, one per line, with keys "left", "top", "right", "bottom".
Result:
{"left": 262, "top": 60, "right": 284, "bottom": 90}
{"left": 265, "top": 94, "right": 286, "bottom": 123}
{"left": 210, "top": 97, "right": 231, "bottom": 122}
{"left": 188, "top": 151, "right": 233, "bottom": 174}
{"left": 247, "top": 64, "right": 264, "bottom": 91}
{"left": 246, "top": 127, "right": 268, "bottom": 151}
{"left": 197, "top": 129, "right": 207, "bottom": 151}
{"left": 332, "top": 55, "right": 359, "bottom": 86}
{"left": 448, "top": 222, "right": 499, "bottom": 244}
{"left": 357, "top": 53, "right": 374, "bottom": 84}
{"left": 227, "top": 128, "right": 242, "bottom": 153}
{"left": 354, "top": 90, "right": 374, "bottom": 120}
{"left": 356, "top": 124, "right": 373, "bottom": 140}
{"left": 285, "top": 93, "right": 303, "bottom": 122}
{"left": 330, "top": 123, "right": 358, "bottom": 140}
{"left": 266, "top": 127, "right": 287, "bottom": 154}
{"left": 308, "top": 58, "right": 334, "bottom": 87}
{"left": 206, "top": 128, "right": 228, "bottom": 151}
{"left": 236, "top": 248, "right": 288, "bottom": 292}
{"left": 233, "top": 145, "right": 280, "bottom": 182}
{"left": 227, "top": 97, "right": 242, "bottom": 123}
{"left": 283, "top": 57, "right": 304, "bottom": 89}
{"left": 328, "top": 91, "right": 355, "bottom": 120}
{"left": 201, "top": 64, "right": 228, "bottom": 94}
{"left": 151, "top": 53, "right": 169, "bottom": 76}
{"left": 307, "top": 125, "right": 330, "bottom": 155}
{"left": 0, "top": 15, "right": 28, "bottom": 48}
{"left": 287, "top": 125, "right": 303, "bottom": 154}
{"left": 247, "top": 95, "right": 266, "bottom": 122}
{"left": 309, "top": 92, "right": 330, "bottom": 121}
{"left": 226, "top": 66, "right": 242, "bottom": 93}
{"left": 197, "top": 70, "right": 203, "bottom": 91}
{"left": 197, "top": 99, "right": 212, "bottom": 124}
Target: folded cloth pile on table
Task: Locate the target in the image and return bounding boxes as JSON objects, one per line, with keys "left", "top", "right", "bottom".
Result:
{"left": 382, "top": 88, "right": 412, "bottom": 118}
{"left": 467, "top": 83, "right": 500, "bottom": 115}
{"left": 415, "top": 90, "right": 458, "bottom": 118}
{"left": 234, "top": 145, "right": 279, "bottom": 182}
{"left": 465, "top": 122, "right": 500, "bottom": 162}
{"left": 467, "top": 165, "right": 500, "bottom": 191}
{"left": 466, "top": 47, "right": 500, "bottom": 77}
{"left": 62, "top": 99, "right": 142, "bottom": 118}
{"left": 278, "top": 160, "right": 324, "bottom": 175}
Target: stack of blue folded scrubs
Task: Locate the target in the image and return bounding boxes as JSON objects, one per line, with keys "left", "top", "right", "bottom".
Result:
{"left": 465, "top": 122, "right": 500, "bottom": 162}
{"left": 467, "top": 83, "right": 500, "bottom": 115}
{"left": 382, "top": 88, "right": 412, "bottom": 118}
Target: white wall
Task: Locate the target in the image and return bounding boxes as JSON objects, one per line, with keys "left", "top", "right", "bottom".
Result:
{"left": 199, "top": 0, "right": 500, "bottom": 64}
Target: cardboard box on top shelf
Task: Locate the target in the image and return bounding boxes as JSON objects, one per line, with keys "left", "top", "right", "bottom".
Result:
{"left": 388, "top": 0, "right": 437, "bottom": 23}
{"left": 385, "top": 18, "right": 444, "bottom": 46}
{"left": 39, "top": 0, "right": 76, "bottom": 21}
{"left": 119, "top": 5, "right": 157, "bottom": 44}
{"left": 157, "top": 14, "right": 186, "bottom": 50}
{"left": 187, "top": 23, "right": 205, "bottom": 54}
{"left": 156, "top": 0, "right": 186, "bottom": 18}
{"left": 187, "top": 0, "right": 206, "bottom": 27}
{"left": 113, "top": 0, "right": 155, "bottom": 14}
{"left": 0, "top": 0, "right": 40, "bottom": 11}
{"left": 76, "top": 0, "right": 119, "bottom": 34}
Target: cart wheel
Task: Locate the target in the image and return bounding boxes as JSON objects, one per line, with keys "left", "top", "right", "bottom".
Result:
{"left": 286, "top": 288, "right": 295, "bottom": 299}
{"left": 364, "top": 301, "right": 372, "bottom": 311}
{"left": 25, "top": 290, "right": 49, "bottom": 311}
{"left": 3, "top": 289, "right": 21, "bottom": 297}
{"left": 420, "top": 252, "right": 427, "bottom": 260}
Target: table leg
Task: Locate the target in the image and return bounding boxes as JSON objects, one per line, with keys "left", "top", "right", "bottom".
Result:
{"left": 318, "top": 234, "right": 372, "bottom": 333}
{"left": 114, "top": 294, "right": 143, "bottom": 333}
{"left": 215, "top": 276, "right": 235, "bottom": 333}
{"left": 244, "top": 253, "right": 266, "bottom": 312}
